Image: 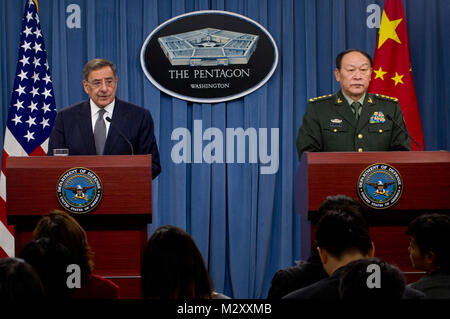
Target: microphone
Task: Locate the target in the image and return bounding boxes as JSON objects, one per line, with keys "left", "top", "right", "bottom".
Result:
{"left": 105, "top": 117, "right": 134, "bottom": 155}
{"left": 385, "top": 114, "right": 423, "bottom": 151}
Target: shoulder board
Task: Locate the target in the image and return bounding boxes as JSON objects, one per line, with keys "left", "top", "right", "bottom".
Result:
{"left": 374, "top": 94, "right": 398, "bottom": 102}
{"left": 309, "top": 94, "right": 333, "bottom": 103}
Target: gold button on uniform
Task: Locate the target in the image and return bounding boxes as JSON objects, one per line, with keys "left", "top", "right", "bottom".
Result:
{"left": 379, "top": 129, "right": 383, "bottom": 133}
{"left": 333, "top": 129, "right": 337, "bottom": 133}
{"left": 357, "top": 134, "right": 363, "bottom": 139}
{"left": 358, "top": 148, "right": 363, "bottom": 152}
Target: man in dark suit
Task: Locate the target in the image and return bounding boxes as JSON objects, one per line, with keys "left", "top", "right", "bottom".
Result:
{"left": 282, "top": 208, "right": 375, "bottom": 299}
{"left": 296, "top": 49, "right": 411, "bottom": 160}
{"left": 267, "top": 195, "right": 363, "bottom": 299}
{"left": 282, "top": 207, "right": 424, "bottom": 300}
{"left": 48, "top": 58, "right": 161, "bottom": 179}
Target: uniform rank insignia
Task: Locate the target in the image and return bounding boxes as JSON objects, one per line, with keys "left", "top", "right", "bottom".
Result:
{"left": 369, "top": 111, "right": 386, "bottom": 123}
{"left": 330, "top": 119, "right": 343, "bottom": 127}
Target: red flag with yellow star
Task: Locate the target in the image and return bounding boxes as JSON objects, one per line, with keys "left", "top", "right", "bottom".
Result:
{"left": 369, "top": 0, "right": 424, "bottom": 151}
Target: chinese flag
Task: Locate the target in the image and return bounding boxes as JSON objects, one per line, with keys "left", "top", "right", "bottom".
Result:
{"left": 369, "top": 0, "right": 424, "bottom": 151}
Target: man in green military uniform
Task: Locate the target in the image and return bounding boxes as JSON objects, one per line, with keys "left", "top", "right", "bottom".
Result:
{"left": 296, "top": 49, "right": 411, "bottom": 160}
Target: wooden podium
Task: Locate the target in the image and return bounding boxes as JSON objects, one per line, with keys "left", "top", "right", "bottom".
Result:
{"left": 6, "top": 155, "right": 152, "bottom": 299}
{"left": 295, "top": 151, "right": 450, "bottom": 282}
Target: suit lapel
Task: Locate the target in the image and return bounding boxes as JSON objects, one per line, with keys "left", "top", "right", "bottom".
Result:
{"left": 77, "top": 101, "right": 97, "bottom": 154}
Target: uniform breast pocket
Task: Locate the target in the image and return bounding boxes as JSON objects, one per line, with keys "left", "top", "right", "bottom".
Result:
{"left": 322, "top": 122, "right": 351, "bottom": 151}
{"left": 367, "top": 122, "right": 392, "bottom": 150}
{"left": 367, "top": 122, "right": 392, "bottom": 135}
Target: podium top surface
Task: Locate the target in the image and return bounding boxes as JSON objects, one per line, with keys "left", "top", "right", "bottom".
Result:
{"left": 302, "top": 150, "right": 450, "bottom": 164}
{"left": 6, "top": 154, "right": 152, "bottom": 168}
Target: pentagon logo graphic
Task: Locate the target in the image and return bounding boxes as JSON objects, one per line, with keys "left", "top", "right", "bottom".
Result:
{"left": 158, "top": 28, "right": 259, "bottom": 67}
{"left": 357, "top": 163, "right": 403, "bottom": 209}
{"left": 56, "top": 167, "right": 103, "bottom": 214}
{"left": 141, "top": 10, "right": 278, "bottom": 103}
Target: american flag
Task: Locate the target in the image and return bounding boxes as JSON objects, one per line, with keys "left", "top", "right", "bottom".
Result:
{"left": 0, "top": 0, "right": 56, "bottom": 257}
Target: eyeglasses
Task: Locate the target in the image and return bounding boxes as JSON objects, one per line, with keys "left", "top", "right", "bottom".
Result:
{"left": 86, "top": 78, "right": 116, "bottom": 89}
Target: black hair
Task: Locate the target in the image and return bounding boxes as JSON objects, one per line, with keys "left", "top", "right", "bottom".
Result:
{"left": 141, "top": 225, "right": 213, "bottom": 299}
{"left": 317, "top": 194, "right": 366, "bottom": 220}
{"left": 315, "top": 208, "right": 372, "bottom": 258}
{"left": 339, "top": 257, "right": 406, "bottom": 299}
{"left": 0, "top": 257, "right": 45, "bottom": 300}
{"left": 406, "top": 214, "right": 450, "bottom": 267}
{"left": 20, "top": 237, "right": 75, "bottom": 299}
{"left": 336, "top": 49, "right": 373, "bottom": 69}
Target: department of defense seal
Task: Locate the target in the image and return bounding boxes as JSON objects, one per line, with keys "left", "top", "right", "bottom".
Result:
{"left": 56, "top": 167, "right": 103, "bottom": 214}
{"left": 357, "top": 163, "right": 403, "bottom": 209}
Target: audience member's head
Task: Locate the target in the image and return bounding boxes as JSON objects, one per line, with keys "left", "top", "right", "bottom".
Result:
{"left": 309, "top": 194, "right": 366, "bottom": 262}
{"left": 33, "top": 209, "right": 93, "bottom": 282}
{"left": 317, "top": 194, "right": 366, "bottom": 220}
{"left": 19, "top": 238, "right": 74, "bottom": 298}
{"left": 141, "top": 225, "right": 213, "bottom": 299}
{"left": 315, "top": 207, "right": 373, "bottom": 275}
{"left": 339, "top": 257, "right": 406, "bottom": 299}
{"left": 406, "top": 213, "right": 450, "bottom": 271}
{"left": 0, "top": 257, "right": 45, "bottom": 300}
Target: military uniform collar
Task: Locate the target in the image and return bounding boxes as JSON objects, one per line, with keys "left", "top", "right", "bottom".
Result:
{"left": 336, "top": 91, "right": 375, "bottom": 106}
{"left": 343, "top": 92, "right": 365, "bottom": 106}
{"left": 335, "top": 91, "right": 347, "bottom": 105}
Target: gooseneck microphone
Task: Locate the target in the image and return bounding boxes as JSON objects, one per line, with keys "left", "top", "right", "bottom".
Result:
{"left": 105, "top": 117, "right": 134, "bottom": 155}
{"left": 385, "top": 114, "right": 423, "bottom": 151}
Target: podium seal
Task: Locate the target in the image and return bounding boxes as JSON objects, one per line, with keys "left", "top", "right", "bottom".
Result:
{"left": 357, "top": 163, "right": 403, "bottom": 209}
{"left": 56, "top": 167, "right": 103, "bottom": 214}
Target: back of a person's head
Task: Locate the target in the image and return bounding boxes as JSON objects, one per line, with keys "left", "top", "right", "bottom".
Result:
{"left": 406, "top": 213, "right": 450, "bottom": 267}
{"left": 19, "top": 238, "right": 74, "bottom": 299}
{"left": 339, "top": 257, "right": 406, "bottom": 299}
{"left": 0, "top": 257, "right": 45, "bottom": 300}
{"left": 318, "top": 194, "right": 366, "bottom": 220}
{"left": 33, "top": 210, "right": 93, "bottom": 281}
{"left": 141, "top": 225, "right": 212, "bottom": 299}
{"left": 315, "top": 208, "right": 372, "bottom": 258}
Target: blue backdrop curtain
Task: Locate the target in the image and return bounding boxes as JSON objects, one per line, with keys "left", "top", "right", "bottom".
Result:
{"left": 1, "top": 0, "right": 449, "bottom": 298}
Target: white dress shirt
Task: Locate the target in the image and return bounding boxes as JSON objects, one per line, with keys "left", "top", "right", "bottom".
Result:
{"left": 90, "top": 99, "right": 115, "bottom": 137}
